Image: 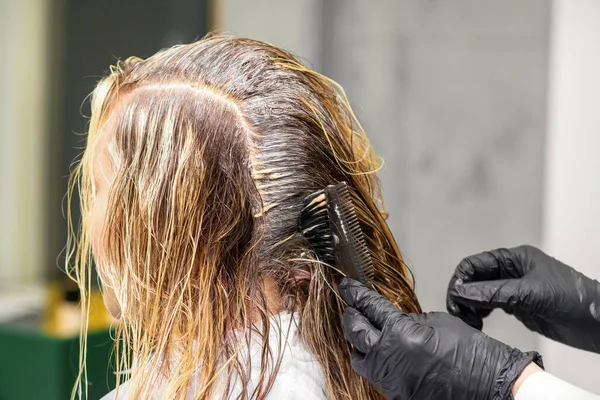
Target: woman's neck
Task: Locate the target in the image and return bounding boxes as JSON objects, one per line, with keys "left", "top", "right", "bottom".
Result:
{"left": 262, "top": 277, "right": 283, "bottom": 316}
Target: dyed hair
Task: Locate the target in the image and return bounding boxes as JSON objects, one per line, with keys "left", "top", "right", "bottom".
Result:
{"left": 67, "top": 36, "right": 420, "bottom": 400}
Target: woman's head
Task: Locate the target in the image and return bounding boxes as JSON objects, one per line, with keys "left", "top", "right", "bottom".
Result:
{"left": 69, "top": 36, "right": 420, "bottom": 399}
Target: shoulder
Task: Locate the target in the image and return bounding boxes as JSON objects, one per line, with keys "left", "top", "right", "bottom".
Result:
{"left": 101, "top": 380, "right": 131, "bottom": 400}
{"left": 102, "top": 313, "right": 328, "bottom": 399}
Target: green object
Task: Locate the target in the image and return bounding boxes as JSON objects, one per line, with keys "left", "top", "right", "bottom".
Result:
{"left": 0, "top": 318, "right": 116, "bottom": 400}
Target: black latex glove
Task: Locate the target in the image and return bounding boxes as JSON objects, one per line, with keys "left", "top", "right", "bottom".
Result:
{"left": 339, "top": 278, "right": 542, "bottom": 400}
{"left": 447, "top": 245, "right": 600, "bottom": 353}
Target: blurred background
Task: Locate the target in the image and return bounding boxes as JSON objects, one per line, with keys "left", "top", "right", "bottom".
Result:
{"left": 0, "top": 0, "right": 598, "bottom": 398}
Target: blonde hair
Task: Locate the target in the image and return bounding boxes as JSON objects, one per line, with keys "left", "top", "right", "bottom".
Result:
{"left": 67, "top": 36, "right": 420, "bottom": 399}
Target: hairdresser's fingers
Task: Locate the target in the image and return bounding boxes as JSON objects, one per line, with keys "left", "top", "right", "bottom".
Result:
{"left": 342, "top": 307, "right": 381, "bottom": 354}
{"left": 452, "top": 279, "right": 525, "bottom": 313}
{"left": 447, "top": 248, "right": 526, "bottom": 330}
{"left": 453, "top": 251, "right": 506, "bottom": 283}
{"left": 339, "top": 278, "right": 400, "bottom": 330}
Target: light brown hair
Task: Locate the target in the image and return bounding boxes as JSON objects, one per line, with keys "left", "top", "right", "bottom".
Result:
{"left": 67, "top": 35, "right": 420, "bottom": 399}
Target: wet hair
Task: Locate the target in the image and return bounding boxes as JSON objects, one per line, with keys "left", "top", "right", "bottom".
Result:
{"left": 67, "top": 35, "right": 420, "bottom": 399}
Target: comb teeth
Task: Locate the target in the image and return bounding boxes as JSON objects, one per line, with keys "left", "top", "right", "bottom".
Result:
{"left": 299, "top": 182, "right": 375, "bottom": 287}
{"left": 325, "top": 183, "right": 375, "bottom": 284}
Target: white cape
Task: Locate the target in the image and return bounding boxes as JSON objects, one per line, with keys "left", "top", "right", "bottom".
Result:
{"left": 102, "top": 312, "right": 328, "bottom": 399}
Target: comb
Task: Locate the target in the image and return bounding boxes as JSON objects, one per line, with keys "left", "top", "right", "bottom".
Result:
{"left": 299, "top": 182, "right": 375, "bottom": 287}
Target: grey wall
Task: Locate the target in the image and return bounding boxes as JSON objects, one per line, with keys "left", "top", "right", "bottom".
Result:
{"left": 222, "top": 0, "right": 550, "bottom": 351}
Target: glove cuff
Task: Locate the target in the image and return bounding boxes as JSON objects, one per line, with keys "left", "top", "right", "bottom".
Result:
{"left": 495, "top": 350, "right": 544, "bottom": 400}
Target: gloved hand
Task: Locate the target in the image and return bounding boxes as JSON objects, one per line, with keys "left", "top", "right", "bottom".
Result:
{"left": 447, "top": 245, "right": 600, "bottom": 353}
{"left": 339, "top": 278, "right": 542, "bottom": 400}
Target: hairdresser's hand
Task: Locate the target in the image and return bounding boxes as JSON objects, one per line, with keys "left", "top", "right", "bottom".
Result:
{"left": 339, "top": 278, "right": 542, "bottom": 400}
{"left": 447, "top": 245, "right": 600, "bottom": 353}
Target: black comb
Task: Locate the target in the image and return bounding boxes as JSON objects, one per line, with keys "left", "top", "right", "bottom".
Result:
{"left": 299, "top": 182, "right": 375, "bottom": 287}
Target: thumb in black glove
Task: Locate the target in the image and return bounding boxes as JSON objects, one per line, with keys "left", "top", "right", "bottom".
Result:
{"left": 339, "top": 278, "right": 543, "bottom": 400}
{"left": 447, "top": 245, "right": 600, "bottom": 353}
